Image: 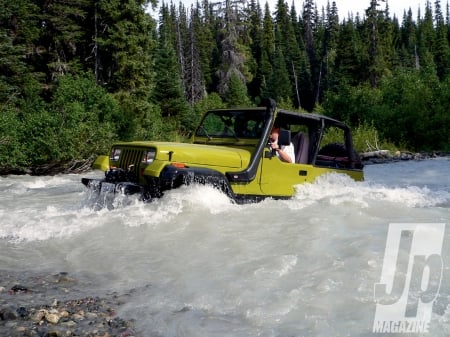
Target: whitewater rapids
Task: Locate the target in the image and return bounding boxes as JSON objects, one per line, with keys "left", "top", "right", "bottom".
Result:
{"left": 0, "top": 158, "right": 449, "bottom": 336}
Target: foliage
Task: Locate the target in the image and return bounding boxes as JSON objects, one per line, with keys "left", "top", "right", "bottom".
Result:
{"left": 0, "top": 105, "right": 27, "bottom": 169}
{"left": 49, "top": 74, "right": 120, "bottom": 160}
{"left": 320, "top": 122, "right": 396, "bottom": 154}
{"left": 1, "top": 0, "right": 450, "bottom": 172}
{"left": 324, "top": 68, "right": 450, "bottom": 151}
{"left": 0, "top": 74, "right": 120, "bottom": 170}
{"left": 193, "top": 93, "right": 226, "bottom": 118}
{"left": 223, "top": 73, "right": 252, "bottom": 107}
{"left": 351, "top": 123, "right": 397, "bottom": 153}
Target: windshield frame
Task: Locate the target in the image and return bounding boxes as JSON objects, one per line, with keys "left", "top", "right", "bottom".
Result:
{"left": 194, "top": 108, "right": 270, "bottom": 142}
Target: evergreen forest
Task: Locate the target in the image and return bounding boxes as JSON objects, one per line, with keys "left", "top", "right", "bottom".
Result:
{"left": 1, "top": 0, "right": 450, "bottom": 173}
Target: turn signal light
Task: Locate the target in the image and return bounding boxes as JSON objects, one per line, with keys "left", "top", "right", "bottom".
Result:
{"left": 172, "top": 162, "right": 186, "bottom": 168}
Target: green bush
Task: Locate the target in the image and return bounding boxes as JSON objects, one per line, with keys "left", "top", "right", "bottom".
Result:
{"left": 49, "top": 74, "right": 121, "bottom": 161}
{"left": 351, "top": 123, "right": 397, "bottom": 153}
{"left": 320, "top": 122, "right": 396, "bottom": 154}
{"left": 323, "top": 70, "right": 450, "bottom": 152}
{"left": 0, "top": 105, "right": 27, "bottom": 169}
{"left": 1, "top": 74, "right": 122, "bottom": 169}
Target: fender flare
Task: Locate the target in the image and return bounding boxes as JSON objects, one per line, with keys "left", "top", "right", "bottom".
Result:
{"left": 159, "top": 165, "right": 235, "bottom": 198}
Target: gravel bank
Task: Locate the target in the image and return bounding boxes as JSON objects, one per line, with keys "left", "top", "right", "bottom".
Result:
{"left": 0, "top": 270, "right": 135, "bottom": 337}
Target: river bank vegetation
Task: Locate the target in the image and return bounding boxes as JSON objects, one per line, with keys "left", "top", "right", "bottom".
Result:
{"left": 1, "top": 0, "right": 449, "bottom": 173}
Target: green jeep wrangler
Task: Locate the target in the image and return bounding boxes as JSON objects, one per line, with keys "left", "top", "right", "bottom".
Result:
{"left": 82, "top": 100, "right": 363, "bottom": 203}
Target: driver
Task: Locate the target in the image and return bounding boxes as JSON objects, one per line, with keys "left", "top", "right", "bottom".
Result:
{"left": 270, "top": 122, "right": 295, "bottom": 163}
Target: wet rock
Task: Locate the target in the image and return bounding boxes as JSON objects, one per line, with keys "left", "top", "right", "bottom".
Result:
{"left": 10, "top": 284, "right": 30, "bottom": 294}
{"left": 34, "top": 309, "right": 48, "bottom": 322}
{"left": 45, "top": 312, "right": 61, "bottom": 324}
{"left": 362, "top": 150, "right": 450, "bottom": 165}
{"left": 53, "top": 272, "right": 76, "bottom": 284}
{"left": 0, "top": 270, "right": 136, "bottom": 337}
{"left": 17, "top": 326, "right": 27, "bottom": 332}
{"left": 85, "top": 312, "right": 98, "bottom": 320}
{"left": 16, "top": 306, "right": 29, "bottom": 318}
{"left": 118, "top": 328, "right": 136, "bottom": 337}
{"left": 71, "top": 313, "right": 85, "bottom": 321}
{"left": 5, "top": 321, "right": 17, "bottom": 328}
{"left": 36, "top": 326, "right": 50, "bottom": 337}
{"left": 59, "top": 310, "right": 70, "bottom": 318}
{"left": 0, "top": 308, "right": 17, "bottom": 320}
{"left": 61, "top": 320, "right": 77, "bottom": 328}
{"left": 97, "top": 332, "right": 109, "bottom": 337}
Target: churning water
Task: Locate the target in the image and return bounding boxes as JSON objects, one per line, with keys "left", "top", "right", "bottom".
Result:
{"left": 1, "top": 158, "right": 450, "bottom": 336}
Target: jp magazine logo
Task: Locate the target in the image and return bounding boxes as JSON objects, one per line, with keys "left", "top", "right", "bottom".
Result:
{"left": 373, "top": 223, "right": 445, "bottom": 333}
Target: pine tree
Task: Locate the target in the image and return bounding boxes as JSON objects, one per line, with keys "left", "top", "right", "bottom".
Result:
{"left": 433, "top": 0, "right": 450, "bottom": 79}
{"left": 274, "top": 0, "right": 311, "bottom": 109}
{"left": 37, "top": 0, "right": 91, "bottom": 79}
{"left": 378, "top": 0, "right": 396, "bottom": 71}
{"left": 95, "top": 0, "right": 154, "bottom": 97}
{"left": 3, "top": 0, "right": 450, "bottom": 159}
{"left": 91, "top": 0, "right": 157, "bottom": 139}
{"left": 266, "top": 30, "right": 292, "bottom": 105}
{"left": 184, "top": 5, "right": 206, "bottom": 104}
{"left": 154, "top": 4, "right": 190, "bottom": 131}
{"left": 321, "top": 0, "right": 340, "bottom": 92}
{"left": 0, "top": 0, "right": 41, "bottom": 104}
{"left": 258, "top": 3, "right": 275, "bottom": 101}
{"left": 365, "top": 0, "right": 386, "bottom": 87}
{"left": 224, "top": 72, "right": 251, "bottom": 106}
{"left": 246, "top": 0, "right": 263, "bottom": 101}
{"left": 215, "top": 0, "right": 251, "bottom": 103}
{"left": 195, "top": 0, "right": 217, "bottom": 92}
{"left": 416, "top": 1, "right": 437, "bottom": 75}
{"left": 335, "top": 18, "right": 362, "bottom": 85}
{"left": 175, "top": 2, "right": 188, "bottom": 99}
{"left": 399, "top": 8, "right": 418, "bottom": 68}
{"left": 302, "top": 0, "right": 317, "bottom": 92}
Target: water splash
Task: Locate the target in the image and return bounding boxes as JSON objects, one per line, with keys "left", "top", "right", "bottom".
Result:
{"left": 292, "top": 172, "right": 450, "bottom": 209}
{"left": 1, "top": 161, "right": 450, "bottom": 336}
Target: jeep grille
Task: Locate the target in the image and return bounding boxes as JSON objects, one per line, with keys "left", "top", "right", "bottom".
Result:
{"left": 117, "top": 148, "right": 143, "bottom": 179}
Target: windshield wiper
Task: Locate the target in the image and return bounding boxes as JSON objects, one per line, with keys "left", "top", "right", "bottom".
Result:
{"left": 197, "top": 126, "right": 212, "bottom": 140}
{"left": 224, "top": 125, "right": 239, "bottom": 140}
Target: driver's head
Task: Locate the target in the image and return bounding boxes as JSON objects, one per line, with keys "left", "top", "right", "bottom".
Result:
{"left": 270, "top": 120, "right": 281, "bottom": 142}
{"left": 270, "top": 127, "right": 280, "bottom": 142}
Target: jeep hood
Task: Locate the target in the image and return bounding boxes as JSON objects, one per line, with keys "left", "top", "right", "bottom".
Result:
{"left": 128, "top": 141, "right": 251, "bottom": 169}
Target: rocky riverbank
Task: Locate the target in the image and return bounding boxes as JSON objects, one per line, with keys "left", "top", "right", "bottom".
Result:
{"left": 360, "top": 150, "right": 450, "bottom": 165}
{"left": 0, "top": 270, "right": 135, "bottom": 337}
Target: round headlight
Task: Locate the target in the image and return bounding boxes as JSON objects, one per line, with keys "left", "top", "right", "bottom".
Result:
{"left": 110, "top": 148, "right": 121, "bottom": 161}
{"left": 142, "top": 149, "right": 156, "bottom": 164}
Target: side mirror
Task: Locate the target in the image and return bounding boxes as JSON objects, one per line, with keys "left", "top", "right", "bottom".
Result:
{"left": 278, "top": 129, "right": 291, "bottom": 146}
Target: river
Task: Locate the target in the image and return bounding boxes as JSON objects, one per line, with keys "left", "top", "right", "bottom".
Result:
{"left": 1, "top": 158, "right": 449, "bottom": 336}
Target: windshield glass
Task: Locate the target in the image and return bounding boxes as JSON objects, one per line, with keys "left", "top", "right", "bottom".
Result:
{"left": 196, "top": 109, "right": 267, "bottom": 139}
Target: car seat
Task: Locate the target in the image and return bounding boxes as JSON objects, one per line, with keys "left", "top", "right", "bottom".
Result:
{"left": 292, "top": 132, "right": 309, "bottom": 164}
